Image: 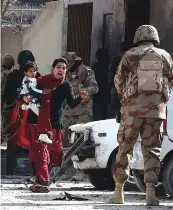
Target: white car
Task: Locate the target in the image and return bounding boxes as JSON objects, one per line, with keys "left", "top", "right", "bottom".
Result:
{"left": 68, "top": 119, "right": 135, "bottom": 190}
{"left": 69, "top": 94, "right": 173, "bottom": 194}
{"left": 131, "top": 93, "right": 173, "bottom": 197}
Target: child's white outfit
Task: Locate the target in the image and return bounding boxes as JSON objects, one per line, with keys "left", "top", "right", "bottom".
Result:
{"left": 20, "top": 76, "right": 42, "bottom": 115}
{"left": 19, "top": 76, "right": 52, "bottom": 144}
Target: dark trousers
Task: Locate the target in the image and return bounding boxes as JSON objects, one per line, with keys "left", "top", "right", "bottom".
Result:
{"left": 6, "top": 139, "right": 18, "bottom": 174}
{"left": 92, "top": 102, "right": 107, "bottom": 121}
{"left": 6, "top": 140, "right": 36, "bottom": 175}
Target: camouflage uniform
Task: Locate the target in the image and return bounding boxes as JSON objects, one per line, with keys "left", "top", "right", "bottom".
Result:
{"left": 1, "top": 55, "right": 15, "bottom": 144}
{"left": 1, "top": 55, "right": 15, "bottom": 100}
{"left": 110, "top": 25, "right": 173, "bottom": 205}
{"left": 63, "top": 52, "right": 98, "bottom": 146}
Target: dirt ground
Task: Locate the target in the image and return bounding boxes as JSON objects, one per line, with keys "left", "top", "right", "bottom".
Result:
{"left": 1, "top": 175, "right": 173, "bottom": 210}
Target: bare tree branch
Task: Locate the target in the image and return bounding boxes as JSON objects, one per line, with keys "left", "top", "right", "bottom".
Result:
{"left": 2, "top": 0, "right": 11, "bottom": 18}
{"left": 2, "top": 0, "right": 45, "bottom": 34}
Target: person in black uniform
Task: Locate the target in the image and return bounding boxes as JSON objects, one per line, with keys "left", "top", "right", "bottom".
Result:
{"left": 4, "top": 50, "right": 40, "bottom": 174}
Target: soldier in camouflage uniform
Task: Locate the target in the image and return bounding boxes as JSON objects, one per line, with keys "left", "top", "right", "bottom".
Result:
{"left": 1, "top": 55, "right": 15, "bottom": 101}
{"left": 63, "top": 52, "right": 98, "bottom": 146}
{"left": 62, "top": 52, "right": 98, "bottom": 180}
{"left": 1, "top": 55, "right": 15, "bottom": 144}
{"left": 109, "top": 25, "right": 173, "bottom": 206}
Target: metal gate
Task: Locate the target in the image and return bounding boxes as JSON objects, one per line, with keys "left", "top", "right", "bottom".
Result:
{"left": 67, "top": 3, "right": 93, "bottom": 65}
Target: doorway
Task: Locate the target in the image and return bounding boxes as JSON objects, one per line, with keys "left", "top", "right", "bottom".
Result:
{"left": 67, "top": 3, "right": 93, "bottom": 65}
{"left": 124, "top": 0, "right": 150, "bottom": 50}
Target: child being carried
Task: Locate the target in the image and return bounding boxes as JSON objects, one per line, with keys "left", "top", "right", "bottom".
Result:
{"left": 19, "top": 61, "right": 52, "bottom": 144}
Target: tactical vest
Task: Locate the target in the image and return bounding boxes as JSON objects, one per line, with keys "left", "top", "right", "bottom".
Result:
{"left": 123, "top": 48, "right": 170, "bottom": 100}
{"left": 137, "top": 48, "right": 164, "bottom": 93}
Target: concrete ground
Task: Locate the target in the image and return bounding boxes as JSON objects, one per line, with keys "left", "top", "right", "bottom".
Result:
{"left": 1, "top": 175, "right": 173, "bottom": 210}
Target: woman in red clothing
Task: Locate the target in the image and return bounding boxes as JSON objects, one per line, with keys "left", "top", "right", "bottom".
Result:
{"left": 23, "top": 58, "right": 88, "bottom": 192}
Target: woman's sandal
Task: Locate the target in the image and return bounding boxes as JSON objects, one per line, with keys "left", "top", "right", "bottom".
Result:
{"left": 29, "top": 184, "right": 50, "bottom": 193}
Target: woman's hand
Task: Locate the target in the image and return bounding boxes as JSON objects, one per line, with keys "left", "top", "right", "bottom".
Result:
{"left": 79, "top": 91, "right": 89, "bottom": 100}
{"left": 42, "top": 88, "right": 51, "bottom": 94}
{"left": 23, "top": 95, "right": 32, "bottom": 104}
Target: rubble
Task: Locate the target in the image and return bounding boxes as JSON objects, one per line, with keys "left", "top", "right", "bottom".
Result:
{"left": 53, "top": 192, "right": 89, "bottom": 201}
{"left": 1, "top": 176, "right": 173, "bottom": 210}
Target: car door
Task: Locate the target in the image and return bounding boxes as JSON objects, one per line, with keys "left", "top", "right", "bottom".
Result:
{"left": 167, "top": 92, "right": 173, "bottom": 140}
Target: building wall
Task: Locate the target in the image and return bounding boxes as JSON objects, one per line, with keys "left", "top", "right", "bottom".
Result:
{"left": 150, "top": 0, "right": 173, "bottom": 57}
{"left": 111, "top": 0, "right": 125, "bottom": 57}
{"left": 61, "top": 2, "right": 68, "bottom": 56}
{"left": 1, "top": 27, "right": 23, "bottom": 69}
{"left": 63, "top": 0, "right": 93, "bottom": 64}
{"left": 111, "top": 0, "right": 173, "bottom": 58}
{"left": 64, "top": 0, "right": 116, "bottom": 65}
{"left": 90, "top": 0, "right": 115, "bottom": 65}
{"left": 3, "top": 0, "right": 172, "bottom": 75}
{"left": 64, "top": 0, "right": 92, "bottom": 7}
{"left": 23, "top": 1, "right": 63, "bottom": 75}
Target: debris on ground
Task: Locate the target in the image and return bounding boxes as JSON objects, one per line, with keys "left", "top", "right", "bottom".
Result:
{"left": 53, "top": 192, "right": 89, "bottom": 201}
{"left": 56, "top": 184, "right": 63, "bottom": 187}
{"left": 65, "top": 192, "right": 89, "bottom": 200}
{"left": 88, "top": 194, "right": 99, "bottom": 197}
{"left": 52, "top": 193, "right": 67, "bottom": 201}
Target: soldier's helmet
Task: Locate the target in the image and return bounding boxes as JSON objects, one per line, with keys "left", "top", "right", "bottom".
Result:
{"left": 1, "top": 54, "right": 15, "bottom": 68}
{"left": 133, "top": 25, "right": 160, "bottom": 44}
{"left": 63, "top": 52, "right": 81, "bottom": 61}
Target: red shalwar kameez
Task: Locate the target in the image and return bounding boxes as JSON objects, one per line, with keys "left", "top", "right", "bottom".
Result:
{"left": 28, "top": 74, "right": 82, "bottom": 193}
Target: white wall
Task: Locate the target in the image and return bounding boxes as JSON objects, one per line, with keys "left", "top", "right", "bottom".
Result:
{"left": 1, "top": 0, "right": 125, "bottom": 71}
{"left": 1, "top": 27, "right": 23, "bottom": 69}
{"left": 23, "top": 1, "right": 64, "bottom": 75}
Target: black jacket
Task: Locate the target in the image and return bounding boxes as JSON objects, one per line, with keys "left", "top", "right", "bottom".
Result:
{"left": 28, "top": 81, "right": 82, "bottom": 128}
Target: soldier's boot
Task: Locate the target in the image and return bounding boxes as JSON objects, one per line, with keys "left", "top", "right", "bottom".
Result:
{"left": 109, "top": 182, "right": 124, "bottom": 204}
{"left": 146, "top": 183, "right": 159, "bottom": 206}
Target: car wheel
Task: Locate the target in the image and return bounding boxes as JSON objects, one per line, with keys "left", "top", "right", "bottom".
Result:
{"left": 87, "top": 169, "right": 114, "bottom": 190}
{"left": 162, "top": 157, "right": 173, "bottom": 197}
{"left": 86, "top": 156, "right": 137, "bottom": 191}
{"left": 133, "top": 169, "right": 166, "bottom": 196}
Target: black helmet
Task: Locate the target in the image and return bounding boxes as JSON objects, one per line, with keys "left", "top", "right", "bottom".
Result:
{"left": 17, "top": 50, "right": 35, "bottom": 66}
